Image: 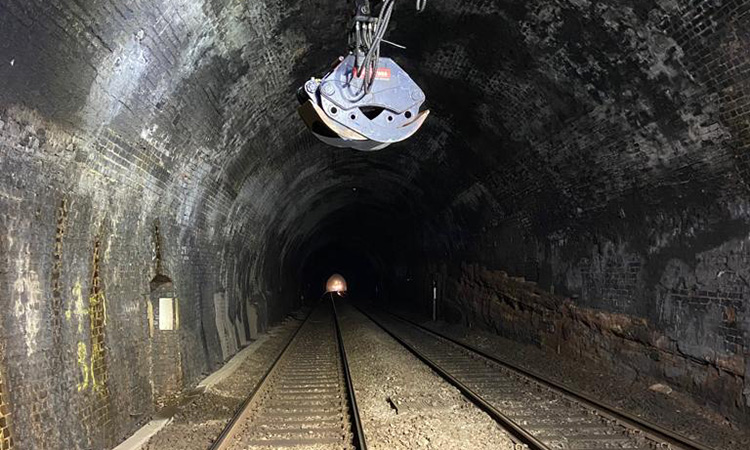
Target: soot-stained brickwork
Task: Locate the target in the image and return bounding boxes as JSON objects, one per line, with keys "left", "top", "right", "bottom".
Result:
{"left": 1, "top": 0, "right": 750, "bottom": 447}
{"left": 0, "top": 0, "right": 315, "bottom": 447}
{"left": 81, "top": 234, "right": 113, "bottom": 446}
{"left": 0, "top": 359, "right": 13, "bottom": 450}
{"left": 405, "top": 1, "right": 750, "bottom": 422}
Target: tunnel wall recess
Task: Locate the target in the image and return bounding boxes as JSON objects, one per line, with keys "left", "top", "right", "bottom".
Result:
{"left": 0, "top": 0, "right": 749, "bottom": 448}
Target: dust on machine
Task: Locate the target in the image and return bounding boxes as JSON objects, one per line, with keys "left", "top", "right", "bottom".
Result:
{"left": 298, "top": 0, "right": 429, "bottom": 151}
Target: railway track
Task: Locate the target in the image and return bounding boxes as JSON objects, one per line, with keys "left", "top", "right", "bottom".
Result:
{"left": 356, "top": 307, "right": 716, "bottom": 450}
{"left": 210, "top": 300, "right": 366, "bottom": 450}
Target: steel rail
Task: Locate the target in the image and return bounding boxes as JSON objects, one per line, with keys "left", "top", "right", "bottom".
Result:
{"left": 209, "top": 309, "right": 313, "bottom": 450}
{"left": 352, "top": 304, "right": 551, "bottom": 450}
{"left": 330, "top": 295, "right": 368, "bottom": 450}
{"left": 386, "top": 309, "right": 718, "bottom": 450}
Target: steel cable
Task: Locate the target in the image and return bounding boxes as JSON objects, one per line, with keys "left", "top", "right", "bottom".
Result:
{"left": 350, "top": 0, "right": 426, "bottom": 98}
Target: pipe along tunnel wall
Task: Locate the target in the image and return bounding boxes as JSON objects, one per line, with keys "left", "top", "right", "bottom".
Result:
{"left": 0, "top": 0, "right": 749, "bottom": 448}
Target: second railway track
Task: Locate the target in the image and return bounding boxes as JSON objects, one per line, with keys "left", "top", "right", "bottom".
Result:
{"left": 210, "top": 299, "right": 366, "bottom": 450}
{"left": 357, "top": 307, "right": 716, "bottom": 450}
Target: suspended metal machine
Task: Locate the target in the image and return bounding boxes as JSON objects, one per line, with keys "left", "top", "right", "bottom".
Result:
{"left": 298, "top": 0, "right": 429, "bottom": 152}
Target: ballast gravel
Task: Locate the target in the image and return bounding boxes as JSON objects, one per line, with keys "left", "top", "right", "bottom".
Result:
{"left": 337, "top": 301, "right": 516, "bottom": 450}
{"left": 142, "top": 313, "right": 305, "bottom": 450}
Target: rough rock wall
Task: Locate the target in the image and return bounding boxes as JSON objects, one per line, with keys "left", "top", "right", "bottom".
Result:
{"left": 427, "top": 262, "right": 746, "bottom": 421}
{"left": 413, "top": 0, "right": 750, "bottom": 422}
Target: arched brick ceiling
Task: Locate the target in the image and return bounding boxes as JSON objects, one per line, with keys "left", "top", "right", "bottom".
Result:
{"left": 2, "top": 1, "right": 750, "bottom": 446}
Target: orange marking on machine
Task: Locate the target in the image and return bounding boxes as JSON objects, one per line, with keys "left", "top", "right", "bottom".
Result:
{"left": 352, "top": 66, "right": 392, "bottom": 80}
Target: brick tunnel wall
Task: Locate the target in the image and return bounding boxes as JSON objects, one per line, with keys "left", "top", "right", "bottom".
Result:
{"left": 0, "top": 351, "right": 13, "bottom": 450}
{"left": 407, "top": 0, "right": 750, "bottom": 423}
{"left": 2, "top": 0, "right": 750, "bottom": 446}
{"left": 0, "top": 0, "right": 301, "bottom": 448}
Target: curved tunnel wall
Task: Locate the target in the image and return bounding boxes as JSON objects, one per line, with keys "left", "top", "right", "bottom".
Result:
{"left": 406, "top": 0, "right": 750, "bottom": 422}
{"left": 0, "top": 0, "right": 749, "bottom": 448}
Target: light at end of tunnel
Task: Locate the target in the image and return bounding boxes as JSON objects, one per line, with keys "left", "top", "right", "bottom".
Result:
{"left": 326, "top": 273, "right": 348, "bottom": 295}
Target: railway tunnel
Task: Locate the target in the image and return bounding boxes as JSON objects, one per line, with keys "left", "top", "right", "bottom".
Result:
{"left": 1, "top": 0, "right": 750, "bottom": 449}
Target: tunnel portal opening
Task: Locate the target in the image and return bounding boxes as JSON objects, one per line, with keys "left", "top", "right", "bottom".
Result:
{"left": 298, "top": 242, "right": 381, "bottom": 306}
{"left": 325, "top": 273, "right": 348, "bottom": 295}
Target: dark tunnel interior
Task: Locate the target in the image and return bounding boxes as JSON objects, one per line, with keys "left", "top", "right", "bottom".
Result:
{"left": 298, "top": 239, "right": 382, "bottom": 303}
{"left": 1, "top": 0, "right": 750, "bottom": 448}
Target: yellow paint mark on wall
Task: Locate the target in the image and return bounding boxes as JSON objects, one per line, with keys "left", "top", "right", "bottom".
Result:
{"left": 89, "top": 290, "right": 107, "bottom": 395}
{"left": 76, "top": 342, "right": 89, "bottom": 391}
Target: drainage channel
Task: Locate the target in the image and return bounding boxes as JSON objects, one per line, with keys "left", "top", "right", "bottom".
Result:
{"left": 355, "top": 306, "right": 716, "bottom": 450}
{"left": 210, "top": 299, "right": 366, "bottom": 450}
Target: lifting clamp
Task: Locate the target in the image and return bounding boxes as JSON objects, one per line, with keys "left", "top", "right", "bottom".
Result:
{"left": 297, "top": 0, "right": 429, "bottom": 152}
